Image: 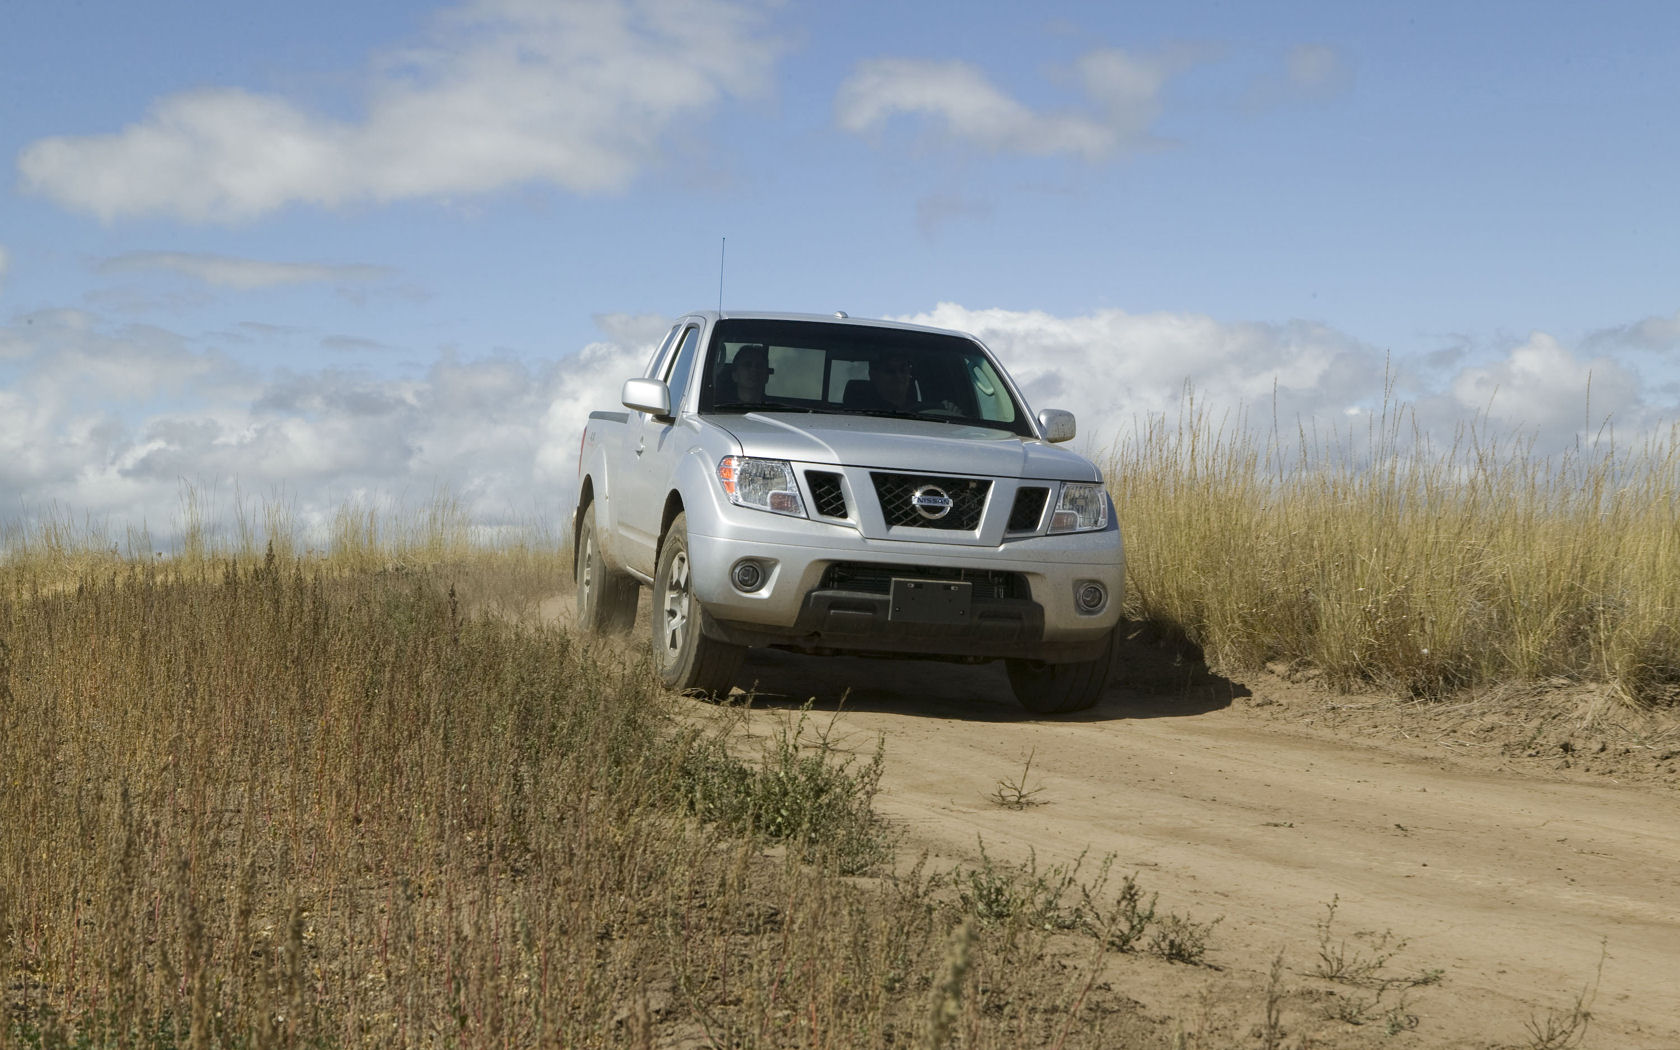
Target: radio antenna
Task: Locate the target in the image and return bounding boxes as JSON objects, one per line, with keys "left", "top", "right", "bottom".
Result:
{"left": 717, "top": 237, "right": 726, "bottom": 314}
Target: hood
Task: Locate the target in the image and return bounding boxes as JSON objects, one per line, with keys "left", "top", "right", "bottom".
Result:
{"left": 709, "top": 412, "right": 1100, "bottom": 482}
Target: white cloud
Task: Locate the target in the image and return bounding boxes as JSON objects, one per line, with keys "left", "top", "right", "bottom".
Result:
{"left": 1449, "top": 331, "right": 1642, "bottom": 440}
{"left": 590, "top": 311, "right": 673, "bottom": 350}
{"left": 0, "top": 308, "right": 657, "bottom": 546}
{"left": 901, "top": 305, "right": 1678, "bottom": 460}
{"left": 836, "top": 46, "right": 1188, "bottom": 159}
{"left": 5, "top": 303, "right": 1675, "bottom": 547}
{"left": 1631, "top": 311, "right": 1680, "bottom": 350}
{"left": 97, "top": 252, "right": 395, "bottom": 289}
{"left": 898, "top": 304, "right": 1382, "bottom": 439}
{"left": 0, "top": 244, "right": 9, "bottom": 288}
{"left": 836, "top": 59, "right": 1111, "bottom": 159}
{"left": 321, "top": 334, "right": 396, "bottom": 354}
{"left": 17, "top": 0, "right": 779, "bottom": 223}
{"left": 1073, "top": 48, "right": 1179, "bottom": 142}
{"left": 1586, "top": 309, "right": 1680, "bottom": 353}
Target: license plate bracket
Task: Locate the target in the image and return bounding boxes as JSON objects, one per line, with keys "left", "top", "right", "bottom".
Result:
{"left": 888, "top": 578, "right": 973, "bottom": 625}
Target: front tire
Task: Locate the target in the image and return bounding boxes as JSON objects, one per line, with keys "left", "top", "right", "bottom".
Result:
{"left": 576, "top": 502, "right": 638, "bottom": 633}
{"left": 1006, "top": 628, "right": 1119, "bottom": 714}
{"left": 652, "top": 513, "right": 745, "bottom": 698}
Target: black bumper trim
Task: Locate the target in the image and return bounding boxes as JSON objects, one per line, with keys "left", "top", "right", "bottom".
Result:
{"left": 701, "top": 591, "right": 1109, "bottom": 663}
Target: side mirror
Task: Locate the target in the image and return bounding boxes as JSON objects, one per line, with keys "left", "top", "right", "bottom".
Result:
{"left": 622, "top": 378, "right": 672, "bottom": 417}
{"left": 1037, "top": 408, "right": 1076, "bottom": 444}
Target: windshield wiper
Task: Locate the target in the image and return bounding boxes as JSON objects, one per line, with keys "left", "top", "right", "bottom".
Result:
{"left": 842, "top": 408, "right": 1023, "bottom": 432}
{"left": 708, "top": 401, "right": 814, "bottom": 413}
{"left": 845, "top": 408, "right": 955, "bottom": 422}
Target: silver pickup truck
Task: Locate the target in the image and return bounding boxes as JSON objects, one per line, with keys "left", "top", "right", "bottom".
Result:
{"left": 572, "top": 310, "right": 1125, "bottom": 713}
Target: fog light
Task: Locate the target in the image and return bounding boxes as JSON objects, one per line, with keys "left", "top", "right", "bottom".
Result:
{"left": 732, "top": 560, "right": 766, "bottom": 592}
{"left": 1074, "top": 580, "right": 1107, "bottom": 614}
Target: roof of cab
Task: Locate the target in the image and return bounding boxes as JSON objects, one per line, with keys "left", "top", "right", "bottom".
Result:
{"left": 678, "top": 310, "right": 976, "bottom": 340}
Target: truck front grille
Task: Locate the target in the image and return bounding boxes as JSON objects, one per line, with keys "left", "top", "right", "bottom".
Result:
{"left": 805, "top": 471, "right": 848, "bottom": 518}
{"left": 870, "top": 472, "right": 989, "bottom": 530}
{"left": 819, "top": 562, "right": 1030, "bottom": 601}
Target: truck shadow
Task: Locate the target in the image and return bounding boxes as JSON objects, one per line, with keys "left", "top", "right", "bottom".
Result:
{"left": 728, "top": 623, "right": 1246, "bottom": 723}
{"left": 1105, "top": 622, "right": 1251, "bottom": 720}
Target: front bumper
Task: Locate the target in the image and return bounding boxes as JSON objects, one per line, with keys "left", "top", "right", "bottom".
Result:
{"left": 685, "top": 511, "right": 1124, "bottom": 664}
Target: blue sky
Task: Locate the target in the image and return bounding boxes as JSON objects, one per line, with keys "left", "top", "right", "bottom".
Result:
{"left": 3, "top": 0, "right": 1678, "bottom": 544}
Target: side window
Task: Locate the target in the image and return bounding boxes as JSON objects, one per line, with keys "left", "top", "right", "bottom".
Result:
{"left": 645, "top": 324, "right": 681, "bottom": 378}
{"left": 662, "top": 326, "right": 701, "bottom": 416}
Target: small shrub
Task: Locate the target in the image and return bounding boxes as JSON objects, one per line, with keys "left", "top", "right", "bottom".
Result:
{"left": 1146, "top": 911, "right": 1221, "bottom": 965}
{"left": 938, "top": 841, "right": 1086, "bottom": 931}
{"left": 1310, "top": 896, "right": 1440, "bottom": 990}
{"left": 938, "top": 848, "right": 1220, "bottom": 967}
{"left": 988, "top": 749, "right": 1045, "bottom": 809}
{"left": 676, "top": 704, "right": 893, "bottom": 874}
{"left": 1522, "top": 944, "right": 1604, "bottom": 1050}
{"left": 1078, "top": 863, "right": 1158, "bottom": 953}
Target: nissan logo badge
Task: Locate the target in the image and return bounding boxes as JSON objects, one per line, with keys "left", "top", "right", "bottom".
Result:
{"left": 910, "top": 485, "right": 954, "bottom": 520}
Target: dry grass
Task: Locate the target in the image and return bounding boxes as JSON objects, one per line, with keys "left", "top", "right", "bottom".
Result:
{"left": 4, "top": 551, "right": 678, "bottom": 1047}
{"left": 0, "top": 527, "right": 1172, "bottom": 1049}
{"left": 1110, "top": 396, "right": 1680, "bottom": 704}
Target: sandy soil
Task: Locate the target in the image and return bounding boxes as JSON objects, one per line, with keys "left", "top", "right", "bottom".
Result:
{"left": 539, "top": 586, "right": 1680, "bottom": 1046}
{"left": 718, "top": 635, "right": 1680, "bottom": 1049}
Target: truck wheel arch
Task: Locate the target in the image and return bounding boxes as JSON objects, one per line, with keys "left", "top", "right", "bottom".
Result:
{"left": 572, "top": 476, "right": 597, "bottom": 560}
{"left": 656, "top": 491, "right": 685, "bottom": 560}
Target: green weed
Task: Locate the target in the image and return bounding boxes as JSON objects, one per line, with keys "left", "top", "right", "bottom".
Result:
{"left": 676, "top": 703, "right": 893, "bottom": 874}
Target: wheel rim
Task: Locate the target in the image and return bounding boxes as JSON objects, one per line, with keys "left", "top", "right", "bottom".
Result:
{"left": 660, "top": 550, "right": 691, "bottom": 658}
{"left": 578, "top": 528, "right": 595, "bottom": 608}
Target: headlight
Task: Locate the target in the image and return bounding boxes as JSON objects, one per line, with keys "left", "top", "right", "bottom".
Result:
{"left": 718, "top": 456, "right": 806, "bottom": 517}
{"left": 1048, "top": 482, "right": 1109, "bottom": 533}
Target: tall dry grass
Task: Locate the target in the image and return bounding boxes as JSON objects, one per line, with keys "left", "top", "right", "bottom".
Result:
{"left": 3, "top": 553, "right": 679, "bottom": 1046}
{"left": 1111, "top": 396, "right": 1680, "bottom": 703}
{"left": 0, "top": 536, "right": 1167, "bottom": 1049}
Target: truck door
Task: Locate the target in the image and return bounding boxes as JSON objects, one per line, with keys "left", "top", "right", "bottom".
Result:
{"left": 617, "top": 321, "right": 702, "bottom": 578}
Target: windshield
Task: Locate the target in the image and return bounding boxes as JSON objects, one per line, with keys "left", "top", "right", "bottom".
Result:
{"left": 697, "top": 319, "right": 1032, "bottom": 436}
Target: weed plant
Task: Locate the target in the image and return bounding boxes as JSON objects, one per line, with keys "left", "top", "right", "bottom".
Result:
{"left": 937, "top": 845, "right": 1219, "bottom": 969}
{"left": 676, "top": 705, "right": 893, "bottom": 874}
{"left": 1110, "top": 396, "right": 1680, "bottom": 703}
{"left": 987, "top": 750, "right": 1043, "bottom": 810}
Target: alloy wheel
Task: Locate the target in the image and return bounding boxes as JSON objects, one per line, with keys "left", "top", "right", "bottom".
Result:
{"left": 661, "top": 550, "right": 691, "bottom": 657}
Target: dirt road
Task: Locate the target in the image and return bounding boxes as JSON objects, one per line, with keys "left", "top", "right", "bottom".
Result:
{"left": 726, "top": 643, "right": 1680, "bottom": 1048}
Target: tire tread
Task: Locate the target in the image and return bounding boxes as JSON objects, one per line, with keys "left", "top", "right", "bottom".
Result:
{"left": 576, "top": 503, "right": 638, "bottom": 633}
{"left": 1006, "top": 628, "right": 1119, "bottom": 714}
